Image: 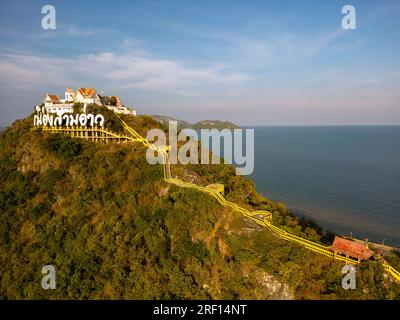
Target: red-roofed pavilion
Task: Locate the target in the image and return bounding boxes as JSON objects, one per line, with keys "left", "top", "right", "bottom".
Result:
{"left": 330, "top": 236, "right": 374, "bottom": 262}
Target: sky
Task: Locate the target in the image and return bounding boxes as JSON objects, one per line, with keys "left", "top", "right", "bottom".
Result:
{"left": 0, "top": 0, "right": 399, "bottom": 126}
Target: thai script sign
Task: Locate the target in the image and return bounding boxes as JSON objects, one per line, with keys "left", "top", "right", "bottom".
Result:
{"left": 33, "top": 106, "right": 105, "bottom": 127}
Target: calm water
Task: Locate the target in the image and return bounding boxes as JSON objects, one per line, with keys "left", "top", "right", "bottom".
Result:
{"left": 249, "top": 126, "right": 400, "bottom": 246}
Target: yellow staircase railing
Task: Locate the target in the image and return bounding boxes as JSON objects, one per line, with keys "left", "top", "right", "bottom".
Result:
{"left": 37, "top": 117, "right": 400, "bottom": 283}
{"left": 115, "top": 115, "right": 400, "bottom": 282}
{"left": 383, "top": 263, "right": 400, "bottom": 282}
{"left": 34, "top": 125, "right": 141, "bottom": 143}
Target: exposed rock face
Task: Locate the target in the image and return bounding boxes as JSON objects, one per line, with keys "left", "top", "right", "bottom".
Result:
{"left": 259, "top": 272, "right": 294, "bottom": 300}
{"left": 158, "top": 186, "right": 170, "bottom": 197}
{"left": 17, "top": 142, "right": 58, "bottom": 173}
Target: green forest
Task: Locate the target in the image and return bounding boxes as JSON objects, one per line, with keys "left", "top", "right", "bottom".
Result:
{"left": 1, "top": 112, "right": 400, "bottom": 299}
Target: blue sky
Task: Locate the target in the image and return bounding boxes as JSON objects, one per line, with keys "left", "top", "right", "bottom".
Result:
{"left": 0, "top": 0, "right": 399, "bottom": 126}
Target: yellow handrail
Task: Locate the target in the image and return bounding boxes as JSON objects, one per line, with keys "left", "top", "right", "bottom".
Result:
{"left": 115, "top": 118, "right": 363, "bottom": 265}
{"left": 117, "top": 118, "right": 400, "bottom": 276}
{"left": 37, "top": 125, "right": 141, "bottom": 142}
{"left": 37, "top": 119, "right": 400, "bottom": 283}
{"left": 383, "top": 263, "right": 400, "bottom": 282}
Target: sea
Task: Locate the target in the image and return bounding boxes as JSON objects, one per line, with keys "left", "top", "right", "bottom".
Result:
{"left": 248, "top": 126, "right": 400, "bottom": 247}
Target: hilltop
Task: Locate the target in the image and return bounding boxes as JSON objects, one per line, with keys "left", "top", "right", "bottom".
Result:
{"left": 1, "top": 108, "right": 399, "bottom": 299}
{"left": 151, "top": 115, "right": 240, "bottom": 130}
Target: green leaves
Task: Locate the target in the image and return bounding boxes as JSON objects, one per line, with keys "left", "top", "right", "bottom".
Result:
{"left": 41, "top": 134, "right": 83, "bottom": 162}
{"left": 1, "top": 115, "right": 400, "bottom": 300}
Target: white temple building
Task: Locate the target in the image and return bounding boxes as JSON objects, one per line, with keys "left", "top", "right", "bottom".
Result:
{"left": 41, "top": 87, "right": 136, "bottom": 116}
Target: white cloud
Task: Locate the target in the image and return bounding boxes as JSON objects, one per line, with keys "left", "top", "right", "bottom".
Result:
{"left": 232, "top": 28, "right": 347, "bottom": 68}
{"left": 66, "top": 26, "right": 96, "bottom": 37}
{"left": 171, "top": 23, "right": 348, "bottom": 68}
{"left": 29, "top": 25, "right": 99, "bottom": 40}
{"left": 0, "top": 51, "right": 249, "bottom": 92}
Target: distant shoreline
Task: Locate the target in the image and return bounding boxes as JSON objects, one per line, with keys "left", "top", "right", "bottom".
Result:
{"left": 289, "top": 207, "right": 400, "bottom": 251}
{"left": 258, "top": 187, "right": 400, "bottom": 249}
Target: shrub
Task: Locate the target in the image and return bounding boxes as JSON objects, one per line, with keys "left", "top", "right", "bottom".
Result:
{"left": 41, "top": 134, "right": 83, "bottom": 161}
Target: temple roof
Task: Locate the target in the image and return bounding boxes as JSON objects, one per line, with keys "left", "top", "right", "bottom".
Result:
{"left": 331, "top": 236, "right": 374, "bottom": 260}
{"left": 76, "top": 87, "right": 96, "bottom": 97}
{"left": 45, "top": 94, "right": 60, "bottom": 102}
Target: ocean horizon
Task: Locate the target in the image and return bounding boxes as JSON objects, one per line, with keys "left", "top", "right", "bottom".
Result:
{"left": 247, "top": 125, "right": 400, "bottom": 247}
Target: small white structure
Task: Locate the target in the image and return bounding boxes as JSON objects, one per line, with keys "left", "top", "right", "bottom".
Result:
{"left": 45, "top": 103, "right": 74, "bottom": 115}
{"left": 44, "top": 94, "right": 60, "bottom": 108}
{"left": 44, "top": 94, "right": 73, "bottom": 115}
{"left": 64, "top": 87, "right": 75, "bottom": 101}
{"left": 105, "top": 105, "right": 137, "bottom": 115}
{"left": 102, "top": 95, "right": 136, "bottom": 115}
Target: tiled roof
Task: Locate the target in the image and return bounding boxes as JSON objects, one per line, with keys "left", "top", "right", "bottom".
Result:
{"left": 77, "top": 87, "right": 96, "bottom": 97}
{"left": 66, "top": 87, "right": 74, "bottom": 93}
{"left": 330, "top": 236, "right": 374, "bottom": 260}
{"left": 46, "top": 94, "right": 60, "bottom": 102}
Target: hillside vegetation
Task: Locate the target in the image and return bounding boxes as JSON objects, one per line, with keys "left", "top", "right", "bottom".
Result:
{"left": 0, "top": 113, "right": 399, "bottom": 299}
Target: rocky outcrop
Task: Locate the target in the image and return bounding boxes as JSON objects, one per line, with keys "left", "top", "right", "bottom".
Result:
{"left": 258, "top": 272, "right": 294, "bottom": 300}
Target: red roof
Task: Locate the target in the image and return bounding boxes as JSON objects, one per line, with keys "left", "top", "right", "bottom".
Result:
{"left": 331, "top": 236, "right": 374, "bottom": 260}
{"left": 77, "top": 87, "right": 96, "bottom": 97}
{"left": 45, "top": 94, "right": 60, "bottom": 103}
